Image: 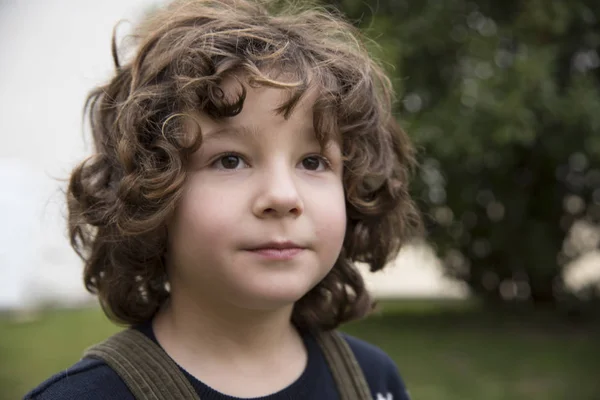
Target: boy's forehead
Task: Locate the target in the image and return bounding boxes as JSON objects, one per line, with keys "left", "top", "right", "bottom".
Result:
{"left": 191, "top": 76, "right": 321, "bottom": 132}
{"left": 177, "top": 65, "right": 346, "bottom": 146}
{"left": 219, "top": 72, "right": 320, "bottom": 109}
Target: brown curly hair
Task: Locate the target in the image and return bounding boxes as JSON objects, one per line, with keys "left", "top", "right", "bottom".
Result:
{"left": 68, "top": 0, "right": 422, "bottom": 332}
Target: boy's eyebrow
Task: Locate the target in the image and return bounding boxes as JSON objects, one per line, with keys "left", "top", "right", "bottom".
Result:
{"left": 201, "top": 125, "right": 259, "bottom": 142}
{"left": 202, "top": 125, "right": 319, "bottom": 142}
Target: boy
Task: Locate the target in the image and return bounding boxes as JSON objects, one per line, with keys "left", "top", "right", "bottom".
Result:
{"left": 25, "top": 0, "right": 421, "bottom": 398}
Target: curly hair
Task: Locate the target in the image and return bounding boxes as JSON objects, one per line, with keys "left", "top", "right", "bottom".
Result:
{"left": 68, "top": 0, "right": 422, "bottom": 332}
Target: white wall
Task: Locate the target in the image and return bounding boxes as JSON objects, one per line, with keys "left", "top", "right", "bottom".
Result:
{"left": 0, "top": 0, "right": 161, "bottom": 308}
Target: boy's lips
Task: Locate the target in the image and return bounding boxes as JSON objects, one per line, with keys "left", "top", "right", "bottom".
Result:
{"left": 244, "top": 241, "right": 306, "bottom": 260}
{"left": 248, "top": 240, "right": 305, "bottom": 250}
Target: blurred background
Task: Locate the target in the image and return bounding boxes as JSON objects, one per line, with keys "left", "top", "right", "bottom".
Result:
{"left": 1, "top": 0, "right": 599, "bottom": 399}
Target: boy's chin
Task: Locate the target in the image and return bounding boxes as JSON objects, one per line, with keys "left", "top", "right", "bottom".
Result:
{"left": 232, "top": 285, "right": 315, "bottom": 311}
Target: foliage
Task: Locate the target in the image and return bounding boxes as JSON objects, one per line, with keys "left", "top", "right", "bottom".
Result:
{"left": 326, "top": 0, "right": 600, "bottom": 305}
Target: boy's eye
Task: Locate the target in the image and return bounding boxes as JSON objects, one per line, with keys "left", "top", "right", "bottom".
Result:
{"left": 300, "top": 155, "right": 329, "bottom": 171}
{"left": 213, "top": 154, "right": 247, "bottom": 170}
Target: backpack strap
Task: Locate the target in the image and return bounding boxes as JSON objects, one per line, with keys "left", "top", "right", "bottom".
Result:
{"left": 84, "top": 328, "right": 371, "bottom": 400}
{"left": 84, "top": 329, "right": 200, "bottom": 400}
{"left": 315, "top": 330, "right": 372, "bottom": 400}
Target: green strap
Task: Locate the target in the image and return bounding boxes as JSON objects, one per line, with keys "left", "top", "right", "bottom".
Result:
{"left": 84, "top": 329, "right": 200, "bottom": 400}
{"left": 84, "top": 329, "right": 371, "bottom": 400}
{"left": 315, "top": 330, "right": 372, "bottom": 400}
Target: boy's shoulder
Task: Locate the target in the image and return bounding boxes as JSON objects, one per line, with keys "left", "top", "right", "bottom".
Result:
{"left": 340, "top": 332, "right": 400, "bottom": 376}
{"left": 341, "top": 332, "right": 394, "bottom": 366}
{"left": 23, "top": 357, "right": 133, "bottom": 400}
{"left": 340, "top": 332, "right": 412, "bottom": 400}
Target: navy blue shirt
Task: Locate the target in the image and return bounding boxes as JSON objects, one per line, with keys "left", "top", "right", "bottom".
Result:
{"left": 25, "top": 323, "right": 410, "bottom": 400}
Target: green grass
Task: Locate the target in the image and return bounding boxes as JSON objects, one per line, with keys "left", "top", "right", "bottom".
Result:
{"left": 343, "top": 300, "right": 600, "bottom": 400}
{"left": 1, "top": 301, "right": 599, "bottom": 400}
{"left": 0, "top": 307, "right": 120, "bottom": 399}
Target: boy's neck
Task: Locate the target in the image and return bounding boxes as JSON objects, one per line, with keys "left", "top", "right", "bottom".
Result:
{"left": 152, "top": 291, "right": 302, "bottom": 363}
{"left": 151, "top": 293, "right": 308, "bottom": 397}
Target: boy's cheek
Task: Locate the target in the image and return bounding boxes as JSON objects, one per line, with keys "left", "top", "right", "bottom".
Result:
{"left": 168, "top": 199, "right": 236, "bottom": 249}
{"left": 313, "top": 204, "right": 346, "bottom": 242}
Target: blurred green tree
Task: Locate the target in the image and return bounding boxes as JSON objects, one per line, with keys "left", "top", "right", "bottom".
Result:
{"left": 326, "top": 0, "right": 600, "bottom": 306}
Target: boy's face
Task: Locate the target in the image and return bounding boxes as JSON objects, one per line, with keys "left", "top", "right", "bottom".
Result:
{"left": 166, "top": 78, "right": 346, "bottom": 312}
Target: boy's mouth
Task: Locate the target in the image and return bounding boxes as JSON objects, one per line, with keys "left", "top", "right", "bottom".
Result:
{"left": 244, "top": 241, "right": 306, "bottom": 260}
{"left": 250, "top": 240, "right": 304, "bottom": 250}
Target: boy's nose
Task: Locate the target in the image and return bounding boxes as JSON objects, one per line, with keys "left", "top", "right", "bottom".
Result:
{"left": 252, "top": 168, "right": 304, "bottom": 219}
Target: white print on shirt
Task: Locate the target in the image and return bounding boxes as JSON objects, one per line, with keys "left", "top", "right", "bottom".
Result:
{"left": 376, "top": 393, "right": 393, "bottom": 400}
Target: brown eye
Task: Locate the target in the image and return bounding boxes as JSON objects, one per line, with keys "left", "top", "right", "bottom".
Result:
{"left": 301, "top": 156, "right": 324, "bottom": 171}
{"left": 216, "top": 154, "right": 245, "bottom": 169}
